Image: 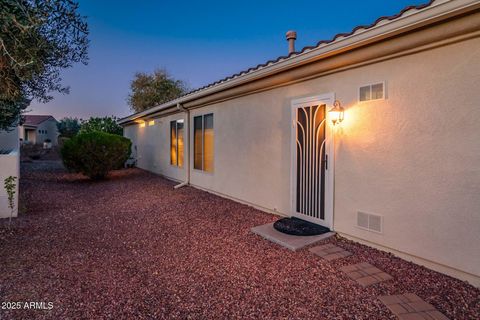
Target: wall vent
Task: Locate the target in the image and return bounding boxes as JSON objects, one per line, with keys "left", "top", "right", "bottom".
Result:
{"left": 357, "top": 211, "right": 383, "bottom": 233}
{"left": 359, "top": 82, "right": 385, "bottom": 102}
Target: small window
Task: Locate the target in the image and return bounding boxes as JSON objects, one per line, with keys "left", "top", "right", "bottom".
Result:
{"left": 359, "top": 82, "right": 385, "bottom": 102}
{"left": 45, "top": 130, "right": 48, "bottom": 134}
{"left": 170, "top": 120, "right": 184, "bottom": 167}
{"left": 194, "top": 114, "right": 214, "bottom": 173}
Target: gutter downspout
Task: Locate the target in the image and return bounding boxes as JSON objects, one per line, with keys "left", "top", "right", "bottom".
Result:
{"left": 174, "top": 103, "right": 190, "bottom": 189}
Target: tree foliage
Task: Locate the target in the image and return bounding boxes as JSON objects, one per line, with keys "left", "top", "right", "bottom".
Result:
{"left": 61, "top": 131, "right": 131, "bottom": 179}
{"left": 0, "top": 0, "right": 89, "bottom": 130}
{"left": 80, "top": 116, "right": 123, "bottom": 136}
{"left": 0, "top": 96, "right": 29, "bottom": 130}
{"left": 57, "top": 117, "right": 81, "bottom": 138}
{"left": 127, "top": 68, "right": 189, "bottom": 113}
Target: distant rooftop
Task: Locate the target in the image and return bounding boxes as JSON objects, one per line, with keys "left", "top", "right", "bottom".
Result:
{"left": 23, "top": 115, "right": 56, "bottom": 127}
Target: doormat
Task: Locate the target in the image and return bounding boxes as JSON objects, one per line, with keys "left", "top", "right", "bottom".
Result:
{"left": 273, "top": 217, "right": 330, "bottom": 236}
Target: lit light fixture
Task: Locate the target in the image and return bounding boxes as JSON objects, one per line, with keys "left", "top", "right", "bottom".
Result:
{"left": 328, "top": 100, "right": 345, "bottom": 125}
{"left": 139, "top": 121, "right": 146, "bottom": 128}
{"left": 148, "top": 120, "right": 155, "bottom": 126}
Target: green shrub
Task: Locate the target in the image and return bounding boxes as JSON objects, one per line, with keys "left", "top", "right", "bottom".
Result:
{"left": 61, "top": 131, "right": 131, "bottom": 179}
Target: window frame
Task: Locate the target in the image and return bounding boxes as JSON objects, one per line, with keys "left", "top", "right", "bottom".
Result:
{"left": 193, "top": 113, "right": 214, "bottom": 174}
{"left": 170, "top": 119, "right": 184, "bottom": 168}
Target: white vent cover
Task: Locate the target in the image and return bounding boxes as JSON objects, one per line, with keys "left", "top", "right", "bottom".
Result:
{"left": 357, "top": 211, "right": 383, "bottom": 233}
{"left": 359, "top": 82, "right": 385, "bottom": 102}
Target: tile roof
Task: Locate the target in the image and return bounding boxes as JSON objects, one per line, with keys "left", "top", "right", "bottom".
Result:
{"left": 182, "top": 0, "right": 435, "bottom": 96}
{"left": 23, "top": 115, "right": 56, "bottom": 126}
{"left": 121, "top": 0, "right": 440, "bottom": 122}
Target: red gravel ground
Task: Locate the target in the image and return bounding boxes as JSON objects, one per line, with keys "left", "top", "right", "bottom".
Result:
{"left": 0, "top": 161, "right": 479, "bottom": 319}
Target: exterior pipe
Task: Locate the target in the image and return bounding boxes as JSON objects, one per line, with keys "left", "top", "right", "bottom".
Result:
{"left": 174, "top": 181, "right": 188, "bottom": 189}
{"left": 174, "top": 103, "right": 190, "bottom": 189}
{"left": 286, "top": 30, "right": 297, "bottom": 54}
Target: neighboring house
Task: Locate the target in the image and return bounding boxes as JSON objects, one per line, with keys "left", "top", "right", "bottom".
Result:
{"left": 19, "top": 115, "right": 59, "bottom": 145}
{"left": 119, "top": 0, "right": 480, "bottom": 286}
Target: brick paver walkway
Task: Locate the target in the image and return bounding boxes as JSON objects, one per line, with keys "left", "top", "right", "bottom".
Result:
{"left": 309, "top": 243, "right": 352, "bottom": 261}
{"left": 340, "top": 262, "right": 393, "bottom": 287}
{"left": 378, "top": 293, "right": 449, "bottom": 320}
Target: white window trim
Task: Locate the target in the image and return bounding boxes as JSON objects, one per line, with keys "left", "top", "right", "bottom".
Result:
{"left": 170, "top": 119, "right": 184, "bottom": 169}
{"left": 191, "top": 113, "right": 214, "bottom": 175}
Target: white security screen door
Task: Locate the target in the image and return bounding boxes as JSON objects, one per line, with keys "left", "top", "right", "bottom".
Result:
{"left": 291, "top": 94, "right": 334, "bottom": 228}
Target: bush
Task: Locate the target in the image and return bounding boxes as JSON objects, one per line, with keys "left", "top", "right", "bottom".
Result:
{"left": 61, "top": 131, "right": 131, "bottom": 179}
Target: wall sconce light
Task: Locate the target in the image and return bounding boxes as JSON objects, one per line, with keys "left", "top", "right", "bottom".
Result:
{"left": 328, "top": 100, "right": 345, "bottom": 125}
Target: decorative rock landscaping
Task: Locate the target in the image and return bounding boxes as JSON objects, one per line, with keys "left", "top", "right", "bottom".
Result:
{"left": 0, "top": 161, "right": 478, "bottom": 319}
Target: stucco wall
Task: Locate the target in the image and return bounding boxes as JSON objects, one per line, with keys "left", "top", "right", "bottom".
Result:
{"left": 36, "top": 119, "right": 59, "bottom": 145}
{"left": 124, "top": 36, "right": 480, "bottom": 285}
{"left": 332, "top": 37, "right": 480, "bottom": 284}
{"left": 124, "top": 114, "right": 186, "bottom": 182}
{"left": 0, "top": 128, "right": 20, "bottom": 219}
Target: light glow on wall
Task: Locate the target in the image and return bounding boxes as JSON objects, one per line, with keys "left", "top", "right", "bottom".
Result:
{"left": 334, "top": 102, "right": 358, "bottom": 133}
{"left": 139, "top": 121, "right": 146, "bottom": 128}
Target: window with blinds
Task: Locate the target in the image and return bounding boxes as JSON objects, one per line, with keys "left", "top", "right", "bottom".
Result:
{"left": 193, "top": 113, "right": 214, "bottom": 173}
{"left": 170, "top": 119, "right": 184, "bottom": 167}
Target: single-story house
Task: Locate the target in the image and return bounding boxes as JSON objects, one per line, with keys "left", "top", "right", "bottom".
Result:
{"left": 19, "top": 115, "right": 59, "bottom": 145}
{"left": 119, "top": 0, "right": 480, "bottom": 286}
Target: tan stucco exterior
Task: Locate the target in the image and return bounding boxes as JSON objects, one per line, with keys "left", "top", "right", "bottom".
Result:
{"left": 123, "top": 5, "right": 480, "bottom": 286}
{"left": 124, "top": 113, "right": 187, "bottom": 183}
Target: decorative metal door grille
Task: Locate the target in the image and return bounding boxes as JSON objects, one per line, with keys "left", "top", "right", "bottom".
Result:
{"left": 295, "top": 104, "right": 326, "bottom": 220}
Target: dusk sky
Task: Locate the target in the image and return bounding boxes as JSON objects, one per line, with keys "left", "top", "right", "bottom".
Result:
{"left": 29, "top": 0, "right": 426, "bottom": 120}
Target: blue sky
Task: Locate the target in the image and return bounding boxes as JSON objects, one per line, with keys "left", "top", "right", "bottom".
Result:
{"left": 29, "top": 0, "right": 427, "bottom": 120}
